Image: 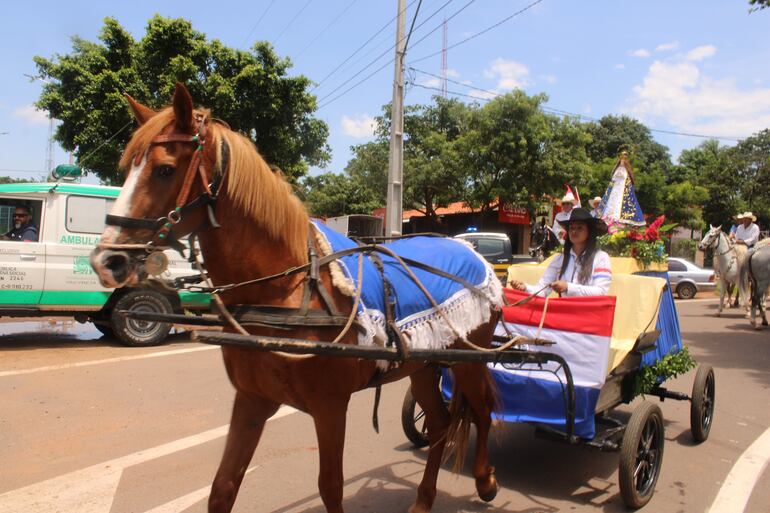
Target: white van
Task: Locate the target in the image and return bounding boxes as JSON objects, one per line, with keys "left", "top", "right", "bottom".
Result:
{"left": 0, "top": 182, "right": 210, "bottom": 346}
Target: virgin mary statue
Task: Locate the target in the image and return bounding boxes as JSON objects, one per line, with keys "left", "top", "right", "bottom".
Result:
{"left": 598, "top": 151, "right": 645, "bottom": 227}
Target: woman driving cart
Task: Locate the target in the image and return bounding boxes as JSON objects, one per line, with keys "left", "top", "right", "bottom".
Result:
{"left": 510, "top": 207, "right": 612, "bottom": 296}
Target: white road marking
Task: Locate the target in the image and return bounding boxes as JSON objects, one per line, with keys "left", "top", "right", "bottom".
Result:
{"left": 143, "top": 466, "right": 262, "bottom": 513}
{"left": 0, "top": 345, "right": 218, "bottom": 378}
{"left": 707, "top": 425, "right": 770, "bottom": 513}
{"left": 675, "top": 298, "right": 719, "bottom": 303}
{"left": 0, "top": 406, "right": 297, "bottom": 513}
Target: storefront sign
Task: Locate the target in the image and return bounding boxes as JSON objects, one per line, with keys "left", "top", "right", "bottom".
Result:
{"left": 498, "top": 200, "right": 530, "bottom": 225}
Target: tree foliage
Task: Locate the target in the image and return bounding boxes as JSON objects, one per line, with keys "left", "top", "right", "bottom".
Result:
{"left": 34, "top": 16, "right": 329, "bottom": 184}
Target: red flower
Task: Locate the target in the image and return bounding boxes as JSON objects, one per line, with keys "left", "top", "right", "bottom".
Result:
{"left": 643, "top": 215, "right": 666, "bottom": 241}
{"left": 627, "top": 230, "right": 644, "bottom": 241}
{"left": 630, "top": 246, "right": 638, "bottom": 257}
{"left": 645, "top": 228, "right": 659, "bottom": 242}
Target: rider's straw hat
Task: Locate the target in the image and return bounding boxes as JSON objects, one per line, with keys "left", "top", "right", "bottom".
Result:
{"left": 734, "top": 212, "right": 745, "bottom": 220}
{"left": 741, "top": 211, "right": 757, "bottom": 222}
{"left": 588, "top": 196, "right": 602, "bottom": 208}
{"left": 561, "top": 192, "right": 576, "bottom": 204}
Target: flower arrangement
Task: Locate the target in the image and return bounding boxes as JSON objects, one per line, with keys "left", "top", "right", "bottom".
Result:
{"left": 598, "top": 215, "right": 676, "bottom": 269}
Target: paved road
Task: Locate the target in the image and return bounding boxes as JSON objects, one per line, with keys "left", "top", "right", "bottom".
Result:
{"left": 0, "top": 299, "right": 768, "bottom": 513}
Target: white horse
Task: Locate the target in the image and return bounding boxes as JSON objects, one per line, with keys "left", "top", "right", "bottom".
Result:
{"left": 699, "top": 225, "right": 749, "bottom": 317}
{"left": 740, "top": 243, "right": 770, "bottom": 329}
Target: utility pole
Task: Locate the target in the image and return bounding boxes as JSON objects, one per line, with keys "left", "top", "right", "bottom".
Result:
{"left": 385, "top": 0, "right": 407, "bottom": 236}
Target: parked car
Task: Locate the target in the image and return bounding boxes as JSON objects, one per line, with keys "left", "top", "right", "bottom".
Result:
{"left": 0, "top": 182, "right": 210, "bottom": 346}
{"left": 454, "top": 232, "right": 535, "bottom": 281}
{"left": 667, "top": 257, "right": 715, "bottom": 299}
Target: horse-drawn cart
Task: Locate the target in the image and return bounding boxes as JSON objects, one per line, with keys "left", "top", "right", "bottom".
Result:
{"left": 401, "top": 258, "right": 716, "bottom": 509}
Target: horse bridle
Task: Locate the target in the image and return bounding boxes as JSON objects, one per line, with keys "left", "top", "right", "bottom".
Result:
{"left": 99, "top": 113, "right": 226, "bottom": 256}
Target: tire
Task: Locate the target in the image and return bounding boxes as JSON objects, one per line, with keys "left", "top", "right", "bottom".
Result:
{"left": 401, "top": 387, "right": 429, "bottom": 448}
{"left": 110, "top": 289, "right": 173, "bottom": 347}
{"left": 690, "top": 365, "right": 715, "bottom": 443}
{"left": 619, "top": 402, "right": 665, "bottom": 509}
{"left": 677, "top": 283, "right": 697, "bottom": 300}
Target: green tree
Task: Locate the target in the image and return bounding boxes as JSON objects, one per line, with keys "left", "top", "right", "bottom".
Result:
{"left": 34, "top": 16, "right": 329, "bottom": 184}
{"left": 750, "top": 0, "right": 770, "bottom": 11}
{"left": 678, "top": 139, "right": 741, "bottom": 228}
{"left": 456, "top": 91, "right": 591, "bottom": 217}
{"left": 730, "top": 129, "right": 770, "bottom": 223}
{"left": 302, "top": 172, "right": 382, "bottom": 217}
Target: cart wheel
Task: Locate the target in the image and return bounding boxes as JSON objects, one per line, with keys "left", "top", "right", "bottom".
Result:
{"left": 619, "top": 402, "right": 665, "bottom": 509}
{"left": 690, "top": 365, "right": 715, "bottom": 443}
{"left": 401, "top": 387, "right": 429, "bottom": 448}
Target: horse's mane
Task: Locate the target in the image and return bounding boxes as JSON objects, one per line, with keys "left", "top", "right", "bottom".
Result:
{"left": 120, "top": 107, "right": 309, "bottom": 264}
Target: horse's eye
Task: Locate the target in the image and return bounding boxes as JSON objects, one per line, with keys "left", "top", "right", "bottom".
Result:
{"left": 154, "top": 165, "right": 175, "bottom": 178}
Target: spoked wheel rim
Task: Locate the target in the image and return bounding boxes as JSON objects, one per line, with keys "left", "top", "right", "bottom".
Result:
{"left": 414, "top": 408, "right": 427, "bottom": 439}
{"left": 633, "top": 414, "right": 663, "bottom": 497}
{"left": 700, "top": 372, "right": 715, "bottom": 433}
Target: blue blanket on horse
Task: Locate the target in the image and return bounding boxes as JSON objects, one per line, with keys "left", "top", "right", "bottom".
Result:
{"left": 313, "top": 221, "right": 503, "bottom": 349}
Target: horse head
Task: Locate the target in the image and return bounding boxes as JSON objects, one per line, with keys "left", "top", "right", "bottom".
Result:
{"left": 698, "top": 224, "right": 722, "bottom": 251}
{"left": 90, "top": 83, "right": 226, "bottom": 288}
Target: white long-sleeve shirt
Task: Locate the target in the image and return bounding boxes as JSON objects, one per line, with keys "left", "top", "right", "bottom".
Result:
{"left": 735, "top": 223, "right": 760, "bottom": 247}
{"left": 525, "top": 249, "right": 613, "bottom": 297}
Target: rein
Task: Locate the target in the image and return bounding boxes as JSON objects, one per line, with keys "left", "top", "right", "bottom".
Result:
{"left": 99, "top": 113, "right": 227, "bottom": 256}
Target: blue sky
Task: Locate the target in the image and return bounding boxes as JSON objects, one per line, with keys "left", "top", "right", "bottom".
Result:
{"left": 1, "top": 0, "right": 769, "bottom": 183}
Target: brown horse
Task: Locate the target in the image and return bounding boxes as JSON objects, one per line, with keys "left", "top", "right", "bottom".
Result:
{"left": 90, "top": 83, "right": 501, "bottom": 513}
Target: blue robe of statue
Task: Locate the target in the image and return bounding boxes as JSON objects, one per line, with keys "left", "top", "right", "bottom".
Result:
{"left": 598, "top": 161, "right": 645, "bottom": 226}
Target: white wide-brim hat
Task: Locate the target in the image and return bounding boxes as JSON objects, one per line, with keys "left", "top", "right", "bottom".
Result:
{"left": 741, "top": 211, "right": 757, "bottom": 222}
{"left": 561, "top": 192, "right": 576, "bottom": 204}
{"left": 588, "top": 196, "right": 602, "bottom": 208}
{"left": 734, "top": 212, "right": 745, "bottom": 220}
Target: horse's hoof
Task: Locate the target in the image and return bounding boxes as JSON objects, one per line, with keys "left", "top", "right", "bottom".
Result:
{"left": 715, "top": 312, "right": 721, "bottom": 317}
{"left": 477, "top": 474, "right": 498, "bottom": 503}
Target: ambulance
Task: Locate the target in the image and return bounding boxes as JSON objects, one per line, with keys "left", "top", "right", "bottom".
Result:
{"left": 0, "top": 178, "right": 210, "bottom": 346}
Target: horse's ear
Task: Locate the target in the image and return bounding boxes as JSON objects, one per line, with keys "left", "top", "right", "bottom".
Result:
{"left": 125, "top": 95, "right": 156, "bottom": 125}
{"left": 172, "top": 82, "right": 194, "bottom": 133}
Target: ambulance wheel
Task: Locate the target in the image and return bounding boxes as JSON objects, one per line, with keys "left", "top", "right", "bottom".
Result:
{"left": 111, "top": 290, "right": 173, "bottom": 347}
{"left": 619, "top": 402, "right": 664, "bottom": 509}
{"left": 402, "top": 387, "right": 429, "bottom": 448}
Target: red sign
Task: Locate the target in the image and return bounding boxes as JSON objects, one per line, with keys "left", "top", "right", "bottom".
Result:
{"left": 498, "top": 200, "right": 531, "bottom": 225}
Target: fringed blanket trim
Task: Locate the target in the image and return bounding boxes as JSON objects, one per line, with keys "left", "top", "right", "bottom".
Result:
{"left": 311, "top": 222, "right": 503, "bottom": 351}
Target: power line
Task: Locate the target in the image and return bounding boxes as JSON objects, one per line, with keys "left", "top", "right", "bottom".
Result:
{"left": 77, "top": 120, "right": 134, "bottom": 168}
{"left": 410, "top": 0, "right": 545, "bottom": 64}
{"left": 240, "top": 0, "right": 277, "bottom": 49}
{"left": 316, "top": 0, "right": 472, "bottom": 110}
{"left": 408, "top": 79, "right": 745, "bottom": 142}
{"left": 310, "top": 0, "right": 419, "bottom": 92}
{"left": 274, "top": 0, "right": 315, "bottom": 44}
{"left": 295, "top": 0, "right": 359, "bottom": 58}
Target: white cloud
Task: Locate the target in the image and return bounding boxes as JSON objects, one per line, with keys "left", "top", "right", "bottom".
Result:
{"left": 615, "top": 63, "right": 626, "bottom": 70}
{"left": 686, "top": 44, "right": 716, "bottom": 61}
{"left": 340, "top": 114, "right": 376, "bottom": 139}
{"left": 419, "top": 77, "right": 442, "bottom": 88}
{"left": 445, "top": 68, "right": 460, "bottom": 78}
{"left": 629, "top": 48, "right": 651, "bottom": 58}
{"left": 583, "top": 104, "right": 593, "bottom": 115}
{"left": 484, "top": 58, "right": 530, "bottom": 90}
{"left": 467, "top": 89, "right": 499, "bottom": 100}
{"left": 542, "top": 74, "right": 557, "bottom": 84}
{"left": 626, "top": 57, "right": 770, "bottom": 138}
{"left": 655, "top": 41, "right": 679, "bottom": 52}
{"left": 13, "top": 105, "right": 49, "bottom": 125}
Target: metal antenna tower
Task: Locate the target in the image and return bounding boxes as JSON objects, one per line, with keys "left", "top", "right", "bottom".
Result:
{"left": 441, "top": 18, "right": 448, "bottom": 98}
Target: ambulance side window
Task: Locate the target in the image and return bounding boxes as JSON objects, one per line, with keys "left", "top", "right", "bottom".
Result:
{"left": 65, "top": 196, "right": 115, "bottom": 234}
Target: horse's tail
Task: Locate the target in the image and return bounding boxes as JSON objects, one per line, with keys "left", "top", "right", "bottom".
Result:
{"left": 740, "top": 250, "right": 756, "bottom": 308}
{"left": 444, "top": 367, "right": 499, "bottom": 473}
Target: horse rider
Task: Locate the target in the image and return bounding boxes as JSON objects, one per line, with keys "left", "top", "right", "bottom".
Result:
{"left": 2, "top": 205, "right": 38, "bottom": 242}
{"left": 511, "top": 207, "right": 612, "bottom": 297}
{"left": 733, "top": 212, "right": 760, "bottom": 248}
{"left": 552, "top": 191, "right": 577, "bottom": 242}
{"left": 588, "top": 196, "right": 603, "bottom": 218}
